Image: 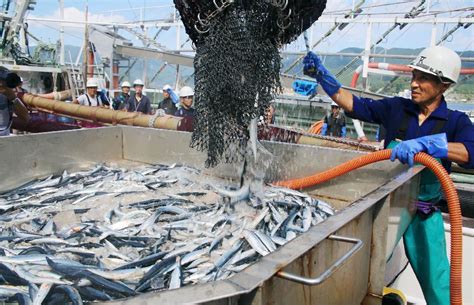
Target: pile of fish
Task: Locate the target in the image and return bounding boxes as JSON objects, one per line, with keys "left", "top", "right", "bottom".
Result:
{"left": 0, "top": 163, "right": 335, "bottom": 304}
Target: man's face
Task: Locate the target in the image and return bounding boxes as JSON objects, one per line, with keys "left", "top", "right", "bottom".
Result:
{"left": 410, "top": 70, "right": 449, "bottom": 105}
{"left": 87, "top": 87, "right": 97, "bottom": 97}
{"left": 134, "top": 85, "right": 143, "bottom": 95}
{"left": 331, "top": 106, "right": 340, "bottom": 115}
{"left": 122, "top": 86, "right": 130, "bottom": 94}
{"left": 163, "top": 90, "right": 170, "bottom": 98}
{"left": 181, "top": 95, "right": 193, "bottom": 109}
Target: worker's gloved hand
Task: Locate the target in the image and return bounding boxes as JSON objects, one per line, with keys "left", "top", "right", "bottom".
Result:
{"left": 167, "top": 89, "right": 179, "bottom": 105}
{"left": 341, "top": 126, "right": 347, "bottom": 138}
{"left": 303, "top": 51, "right": 342, "bottom": 96}
{"left": 390, "top": 133, "right": 448, "bottom": 167}
{"left": 321, "top": 123, "right": 328, "bottom": 136}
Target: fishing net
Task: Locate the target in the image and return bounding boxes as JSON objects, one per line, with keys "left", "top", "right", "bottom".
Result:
{"left": 174, "top": 0, "right": 327, "bottom": 167}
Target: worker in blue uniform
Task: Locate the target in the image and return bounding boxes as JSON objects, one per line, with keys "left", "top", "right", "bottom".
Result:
{"left": 303, "top": 46, "right": 474, "bottom": 305}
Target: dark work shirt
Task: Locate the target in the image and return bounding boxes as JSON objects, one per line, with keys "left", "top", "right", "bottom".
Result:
{"left": 175, "top": 107, "right": 196, "bottom": 117}
{"left": 112, "top": 93, "right": 129, "bottom": 110}
{"left": 125, "top": 94, "right": 152, "bottom": 114}
{"left": 324, "top": 112, "right": 346, "bottom": 137}
{"left": 347, "top": 95, "right": 474, "bottom": 171}
{"left": 158, "top": 97, "right": 177, "bottom": 115}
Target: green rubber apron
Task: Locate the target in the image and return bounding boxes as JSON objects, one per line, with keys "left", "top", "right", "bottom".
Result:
{"left": 388, "top": 126, "right": 450, "bottom": 304}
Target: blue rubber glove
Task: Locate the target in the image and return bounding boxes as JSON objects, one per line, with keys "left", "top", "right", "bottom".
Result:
{"left": 321, "top": 123, "right": 328, "bottom": 136}
{"left": 341, "top": 126, "right": 347, "bottom": 137}
{"left": 303, "top": 51, "right": 342, "bottom": 96}
{"left": 168, "top": 89, "right": 179, "bottom": 105}
{"left": 390, "top": 133, "right": 448, "bottom": 167}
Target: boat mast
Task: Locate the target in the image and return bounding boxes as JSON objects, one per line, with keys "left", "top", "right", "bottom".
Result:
{"left": 59, "top": 0, "right": 64, "bottom": 66}
{"left": 83, "top": 0, "right": 88, "bottom": 83}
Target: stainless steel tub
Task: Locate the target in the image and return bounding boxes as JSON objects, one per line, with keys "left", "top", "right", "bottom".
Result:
{"left": 0, "top": 127, "right": 421, "bottom": 305}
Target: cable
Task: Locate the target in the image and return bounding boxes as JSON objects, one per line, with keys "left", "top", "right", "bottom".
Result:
{"left": 325, "top": 0, "right": 419, "bottom": 14}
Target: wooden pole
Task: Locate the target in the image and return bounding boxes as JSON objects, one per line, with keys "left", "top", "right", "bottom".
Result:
{"left": 20, "top": 93, "right": 192, "bottom": 131}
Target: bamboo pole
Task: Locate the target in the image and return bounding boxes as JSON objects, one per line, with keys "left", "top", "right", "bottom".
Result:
{"left": 35, "top": 90, "right": 72, "bottom": 101}
{"left": 20, "top": 93, "right": 191, "bottom": 131}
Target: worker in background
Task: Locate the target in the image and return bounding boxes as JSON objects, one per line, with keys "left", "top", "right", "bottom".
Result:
{"left": 98, "top": 88, "right": 111, "bottom": 108}
{"left": 259, "top": 104, "right": 276, "bottom": 126}
{"left": 321, "top": 101, "right": 346, "bottom": 137}
{"left": 175, "top": 86, "right": 196, "bottom": 117}
{"left": 158, "top": 84, "right": 177, "bottom": 115}
{"left": 73, "top": 79, "right": 108, "bottom": 108}
{"left": 0, "top": 67, "right": 29, "bottom": 136}
{"left": 112, "top": 81, "right": 131, "bottom": 110}
{"left": 303, "top": 46, "right": 474, "bottom": 305}
{"left": 124, "top": 79, "right": 152, "bottom": 114}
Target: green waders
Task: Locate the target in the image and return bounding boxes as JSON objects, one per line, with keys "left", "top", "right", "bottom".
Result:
{"left": 388, "top": 141, "right": 450, "bottom": 305}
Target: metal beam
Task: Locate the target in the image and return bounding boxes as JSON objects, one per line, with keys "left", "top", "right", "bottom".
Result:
{"left": 115, "top": 45, "right": 194, "bottom": 67}
{"left": 2, "top": 64, "right": 63, "bottom": 73}
{"left": 26, "top": 17, "right": 179, "bottom": 29}
{"left": 316, "top": 16, "right": 474, "bottom": 24}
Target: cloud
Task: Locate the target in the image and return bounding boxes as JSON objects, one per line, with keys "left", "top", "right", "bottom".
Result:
{"left": 28, "top": 7, "right": 128, "bottom": 29}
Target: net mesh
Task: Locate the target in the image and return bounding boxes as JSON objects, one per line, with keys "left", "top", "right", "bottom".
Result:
{"left": 174, "top": 0, "right": 327, "bottom": 167}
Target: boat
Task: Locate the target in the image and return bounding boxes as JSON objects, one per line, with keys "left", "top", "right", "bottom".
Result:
{"left": 1, "top": 1, "right": 473, "bottom": 304}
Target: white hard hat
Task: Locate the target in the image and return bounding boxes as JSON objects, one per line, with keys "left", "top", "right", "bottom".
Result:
{"left": 408, "top": 46, "right": 461, "bottom": 83}
{"left": 330, "top": 101, "right": 339, "bottom": 107}
{"left": 133, "top": 79, "right": 145, "bottom": 86}
{"left": 121, "top": 81, "right": 131, "bottom": 88}
{"left": 162, "top": 84, "right": 172, "bottom": 91}
{"left": 179, "top": 86, "right": 194, "bottom": 97}
{"left": 86, "top": 79, "right": 98, "bottom": 88}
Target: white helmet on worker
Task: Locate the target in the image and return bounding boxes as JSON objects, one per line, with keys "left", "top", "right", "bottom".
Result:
{"left": 408, "top": 46, "right": 461, "bottom": 84}
{"left": 121, "top": 81, "right": 131, "bottom": 88}
{"left": 179, "top": 86, "right": 194, "bottom": 97}
{"left": 133, "top": 79, "right": 145, "bottom": 87}
{"left": 330, "top": 101, "right": 339, "bottom": 107}
{"left": 86, "top": 79, "right": 99, "bottom": 88}
{"left": 162, "top": 84, "right": 172, "bottom": 92}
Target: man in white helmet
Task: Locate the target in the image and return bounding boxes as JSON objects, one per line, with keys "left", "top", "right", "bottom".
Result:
{"left": 74, "top": 79, "right": 108, "bottom": 108}
{"left": 158, "top": 84, "right": 177, "bottom": 115}
{"left": 175, "top": 86, "right": 196, "bottom": 117}
{"left": 321, "top": 101, "right": 346, "bottom": 137}
{"left": 303, "top": 46, "right": 474, "bottom": 304}
{"left": 112, "top": 81, "right": 131, "bottom": 110}
{"left": 124, "top": 79, "right": 152, "bottom": 114}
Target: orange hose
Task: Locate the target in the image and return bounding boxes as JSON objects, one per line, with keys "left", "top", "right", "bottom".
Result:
{"left": 307, "top": 120, "right": 324, "bottom": 134}
{"left": 275, "top": 149, "right": 463, "bottom": 305}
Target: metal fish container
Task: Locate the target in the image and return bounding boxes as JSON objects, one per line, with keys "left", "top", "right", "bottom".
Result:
{"left": 0, "top": 127, "right": 421, "bottom": 305}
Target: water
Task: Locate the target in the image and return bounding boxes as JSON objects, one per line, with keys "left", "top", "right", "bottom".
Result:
{"left": 447, "top": 103, "right": 474, "bottom": 111}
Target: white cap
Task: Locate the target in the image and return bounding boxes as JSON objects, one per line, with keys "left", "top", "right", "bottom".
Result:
{"left": 162, "top": 84, "right": 172, "bottom": 91}
{"left": 179, "top": 86, "right": 194, "bottom": 97}
{"left": 331, "top": 101, "right": 339, "bottom": 107}
{"left": 86, "top": 79, "right": 99, "bottom": 88}
{"left": 408, "top": 46, "right": 461, "bottom": 83}
{"left": 121, "top": 81, "right": 131, "bottom": 88}
{"left": 133, "top": 79, "right": 145, "bottom": 86}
